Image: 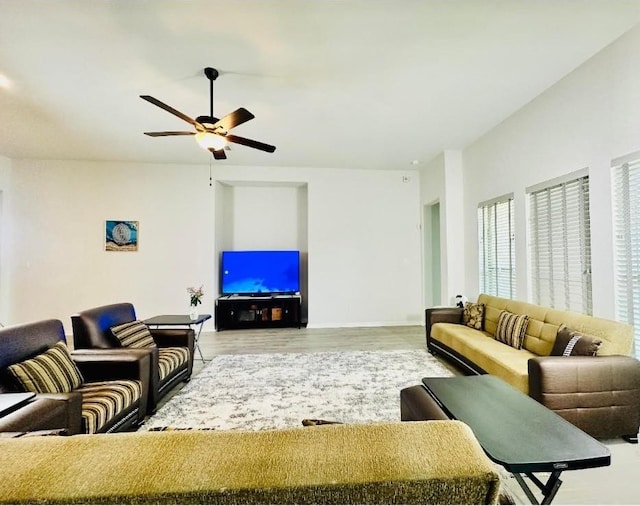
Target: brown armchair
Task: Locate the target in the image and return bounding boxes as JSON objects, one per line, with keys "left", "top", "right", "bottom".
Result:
{"left": 71, "top": 303, "right": 194, "bottom": 413}
{"left": 0, "top": 319, "right": 150, "bottom": 434}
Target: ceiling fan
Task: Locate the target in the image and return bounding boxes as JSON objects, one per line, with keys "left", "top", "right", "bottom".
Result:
{"left": 140, "top": 67, "right": 276, "bottom": 160}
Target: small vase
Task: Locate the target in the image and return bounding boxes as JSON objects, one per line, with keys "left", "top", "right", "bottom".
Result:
{"left": 189, "top": 306, "right": 199, "bottom": 320}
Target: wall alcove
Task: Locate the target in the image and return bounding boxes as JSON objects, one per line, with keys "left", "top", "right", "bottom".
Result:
{"left": 214, "top": 181, "right": 309, "bottom": 324}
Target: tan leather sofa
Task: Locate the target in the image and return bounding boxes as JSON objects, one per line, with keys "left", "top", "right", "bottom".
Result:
{"left": 0, "top": 421, "right": 501, "bottom": 504}
{"left": 426, "top": 294, "right": 640, "bottom": 442}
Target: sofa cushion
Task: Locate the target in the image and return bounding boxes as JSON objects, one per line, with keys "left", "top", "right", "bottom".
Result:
{"left": 495, "top": 311, "right": 529, "bottom": 349}
{"left": 110, "top": 320, "right": 155, "bottom": 348}
{"left": 551, "top": 324, "right": 602, "bottom": 356}
{"left": 158, "top": 347, "right": 189, "bottom": 381}
{"left": 76, "top": 379, "right": 141, "bottom": 434}
{"left": 6, "top": 342, "right": 84, "bottom": 394}
{"left": 463, "top": 302, "right": 485, "bottom": 330}
{"left": 431, "top": 323, "right": 532, "bottom": 393}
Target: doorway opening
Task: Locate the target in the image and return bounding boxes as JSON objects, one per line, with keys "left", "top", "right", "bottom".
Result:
{"left": 423, "top": 201, "right": 441, "bottom": 308}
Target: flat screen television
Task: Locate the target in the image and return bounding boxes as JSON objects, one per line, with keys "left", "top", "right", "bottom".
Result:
{"left": 220, "top": 250, "right": 300, "bottom": 296}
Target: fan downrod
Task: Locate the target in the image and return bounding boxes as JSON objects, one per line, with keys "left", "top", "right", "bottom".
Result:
{"left": 204, "top": 67, "right": 219, "bottom": 81}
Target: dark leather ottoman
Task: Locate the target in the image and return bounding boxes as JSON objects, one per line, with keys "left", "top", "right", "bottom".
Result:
{"left": 400, "top": 384, "right": 449, "bottom": 421}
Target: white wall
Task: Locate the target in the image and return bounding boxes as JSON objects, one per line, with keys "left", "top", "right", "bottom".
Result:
{"left": 0, "top": 155, "right": 11, "bottom": 326}
{"left": 225, "top": 184, "right": 303, "bottom": 250}
{"left": 418, "top": 151, "right": 466, "bottom": 307}
{"left": 8, "top": 160, "right": 216, "bottom": 330}
{"left": 304, "top": 168, "right": 422, "bottom": 327}
{"left": 460, "top": 24, "right": 640, "bottom": 319}
{"left": 212, "top": 165, "right": 423, "bottom": 327}
{"left": 2, "top": 160, "right": 422, "bottom": 331}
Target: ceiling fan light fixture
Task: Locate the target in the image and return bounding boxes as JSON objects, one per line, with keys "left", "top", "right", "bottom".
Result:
{"left": 195, "top": 131, "right": 227, "bottom": 151}
{"left": 141, "top": 66, "right": 275, "bottom": 158}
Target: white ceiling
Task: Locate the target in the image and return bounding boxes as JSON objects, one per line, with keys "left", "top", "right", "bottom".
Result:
{"left": 1, "top": 0, "right": 639, "bottom": 171}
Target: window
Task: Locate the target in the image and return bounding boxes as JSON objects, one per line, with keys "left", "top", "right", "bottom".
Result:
{"left": 612, "top": 155, "right": 640, "bottom": 357}
{"left": 478, "top": 196, "right": 515, "bottom": 298}
{"left": 528, "top": 173, "right": 592, "bottom": 314}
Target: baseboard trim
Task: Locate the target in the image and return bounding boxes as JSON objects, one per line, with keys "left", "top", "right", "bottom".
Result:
{"left": 307, "top": 321, "right": 423, "bottom": 329}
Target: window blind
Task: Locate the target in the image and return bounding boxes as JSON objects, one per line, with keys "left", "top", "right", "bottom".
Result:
{"left": 613, "top": 157, "right": 640, "bottom": 358}
{"left": 529, "top": 175, "right": 592, "bottom": 314}
{"left": 478, "top": 197, "right": 515, "bottom": 298}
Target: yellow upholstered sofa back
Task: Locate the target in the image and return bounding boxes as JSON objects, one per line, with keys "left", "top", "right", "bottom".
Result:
{"left": 0, "top": 422, "right": 500, "bottom": 505}
{"left": 477, "top": 294, "right": 633, "bottom": 357}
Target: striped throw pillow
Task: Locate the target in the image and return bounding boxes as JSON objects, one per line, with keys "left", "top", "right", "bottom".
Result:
{"left": 6, "top": 341, "right": 84, "bottom": 393}
{"left": 494, "top": 311, "right": 529, "bottom": 349}
{"left": 110, "top": 320, "right": 155, "bottom": 348}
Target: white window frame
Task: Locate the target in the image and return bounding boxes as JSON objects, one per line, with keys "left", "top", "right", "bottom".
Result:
{"left": 612, "top": 152, "right": 640, "bottom": 358}
{"left": 527, "top": 169, "right": 592, "bottom": 314}
{"left": 478, "top": 195, "right": 515, "bottom": 298}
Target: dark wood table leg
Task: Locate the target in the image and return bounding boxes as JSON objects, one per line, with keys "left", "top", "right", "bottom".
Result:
{"left": 513, "top": 470, "right": 563, "bottom": 505}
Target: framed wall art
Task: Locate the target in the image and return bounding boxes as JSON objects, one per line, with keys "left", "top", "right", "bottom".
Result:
{"left": 105, "top": 220, "right": 138, "bottom": 251}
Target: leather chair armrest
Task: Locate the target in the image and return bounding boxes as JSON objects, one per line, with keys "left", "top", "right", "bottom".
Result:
{"left": 71, "top": 349, "right": 151, "bottom": 383}
{"left": 149, "top": 328, "right": 195, "bottom": 350}
{"left": 0, "top": 393, "right": 82, "bottom": 435}
{"left": 425, "top": 307, "right": 463, "bottom": 346}
{"left": 36, "top": 393, "right": 83, "bottom": 435}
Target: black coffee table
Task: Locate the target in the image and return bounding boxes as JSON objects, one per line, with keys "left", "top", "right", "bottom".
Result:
{"left": 421, "top": 375, "right": 610, "bottom": 504}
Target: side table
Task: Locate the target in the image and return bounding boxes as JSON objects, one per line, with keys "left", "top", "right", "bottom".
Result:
{"left": 143, "top": 314, "right": 211, "bottom": 362}
{"left": 0, "top": 393, "right": 35, "bottom": 417}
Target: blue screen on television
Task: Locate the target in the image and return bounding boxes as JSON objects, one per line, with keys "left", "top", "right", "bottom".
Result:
{"left": 221, "top": 250, "right": 300, "bottom": 295}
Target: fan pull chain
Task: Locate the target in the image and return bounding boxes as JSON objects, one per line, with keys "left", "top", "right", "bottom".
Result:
{"left": 209, "top": 155, "right": 213, "bottom": 187}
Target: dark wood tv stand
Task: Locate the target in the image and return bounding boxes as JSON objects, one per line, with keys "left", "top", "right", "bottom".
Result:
{"left": 215, "top": 294, "right": 302, "bottom": 331}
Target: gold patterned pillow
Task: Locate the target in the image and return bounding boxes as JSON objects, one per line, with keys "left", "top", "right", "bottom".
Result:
{"left": 110, "top": 320, "right": 155, "bottom": 348}
{"left": 494, "top": 311, "right": 529, "bottom": 349}
{"left": 462, "top": 302, "right": 485, "bottom": 330}
{"left": 6, "top": 341, "right": 84, "bottom": 393}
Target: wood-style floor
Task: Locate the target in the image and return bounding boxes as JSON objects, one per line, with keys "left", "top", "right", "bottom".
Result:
{"left": 177, "top": 326, "right": 639, "bottom": 505}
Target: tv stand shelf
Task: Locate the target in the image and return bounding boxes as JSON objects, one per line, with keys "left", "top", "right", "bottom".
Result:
{"left": 215, "top": 295, "right": 302, "bottom": 331}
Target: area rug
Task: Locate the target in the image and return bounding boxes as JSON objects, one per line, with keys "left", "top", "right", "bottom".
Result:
{"left": 141, "top": 349, "right": 454, "bottom": 431}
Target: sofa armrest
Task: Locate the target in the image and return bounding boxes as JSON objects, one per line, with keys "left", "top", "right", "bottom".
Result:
{"left": 0, "top": 393, "right": 82, "bottom": 435}
{"left": 71, "top": 349, "right": 151, "bottom": 385}
{"left": 149, "top": 328, "right": 195, "bottom": 350}
{"left": 425, "top": 307, "right": 463, "bottom": 347}
{"left": 528, "top": 355, "right": 640, "bottom": 439}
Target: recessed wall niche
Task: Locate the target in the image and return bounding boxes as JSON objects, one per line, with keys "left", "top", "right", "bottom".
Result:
{"left": 214, "top": 181, "right": 309, "bottom": 322}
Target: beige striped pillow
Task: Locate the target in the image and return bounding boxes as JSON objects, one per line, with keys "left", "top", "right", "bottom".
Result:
{"left": 110, "top": 320, "right": 154, "bottom": 348}
{"left": 7, "top": 341, "right": 84, "bottom": 393}
{"left": 494, "top": 311, "right": 529, "bottom": 349}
